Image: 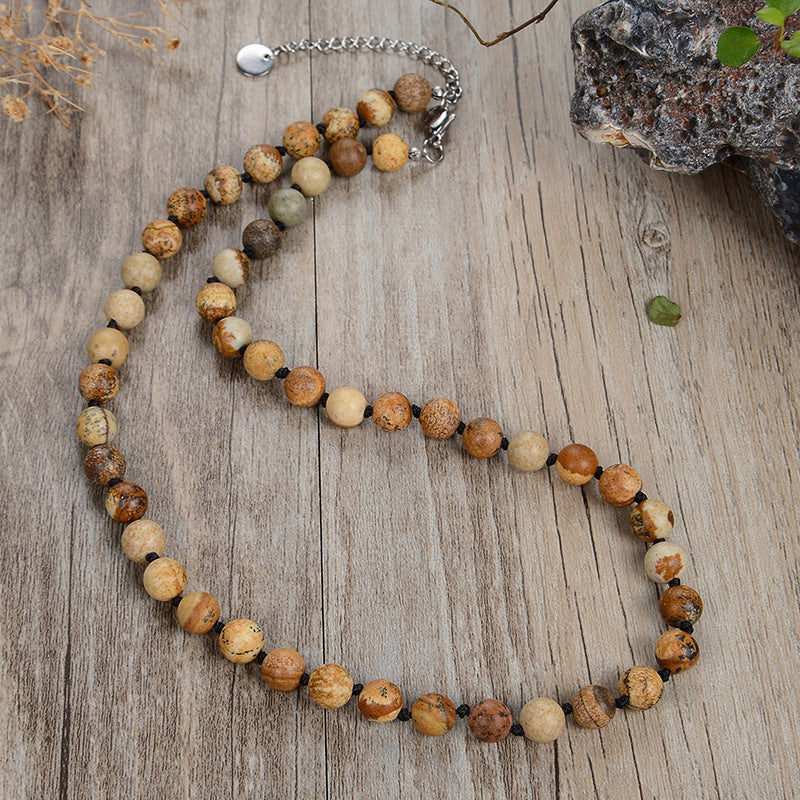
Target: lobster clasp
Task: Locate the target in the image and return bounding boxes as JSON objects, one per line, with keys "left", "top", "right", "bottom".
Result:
{"left": 424, "top": 105, "right": 455, "bottom": 139}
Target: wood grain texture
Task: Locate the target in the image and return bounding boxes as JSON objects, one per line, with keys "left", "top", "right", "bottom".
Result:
{"left": 1, "top": 0, "right": 800, "bottom": 797}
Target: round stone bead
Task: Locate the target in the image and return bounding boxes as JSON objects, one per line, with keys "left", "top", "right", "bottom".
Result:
{"left": 462, "top": 417, "right": 503, "bottom": 458}
{"left": 329, "top": 137, "right": 368, "bottom": 177}
{"left": 372, "top": 133, "right": 409, "bottom": 172}
{"left": 195, "top": 282, "right": 236, "bottom": 323}
{"left": 326, "top": 387, "right": 367, "bottom": 428}
{"left": 419, "top": 397, "right": 461, "bottom": 439}
{"left": 308, "top": 663, "right": 354, "bottom": 709}
{"left": 618, "top": 666, "right": 664, "bottom": 710}
{"left": 261, "top": 648, "right": 306, "bottom": 691}
{"left": 659, "top": 585, "right": 703, "bottom": 628}
{"left": 598, "top": 463, "right": 642, "bottom": 506}
{"left": 411, "top": 693, "right": 456, "bottom": 736}
{"left": 507, "top": 431, "right": 549, "bottom": 472}
{"left": 166, "top": 187, "right": 207, "bottom": 227}
{"left": 467, "top": 698, "right": 513, "bottom": 743}
{"left": 282, "top": 121, "right": 320, "bottom": 159}
{"left": 219, "top": 619, "right": 265, "bottom": 664}
{"left": 631, "top": 498, "right": 674, "bottom": 542}
{"left": 143, "top": 557, "right": 187, "bottom": 601}
{"left": 87, "top": 327, "right": 129, "bottom": 368}
{"left": 211, "top": 248, "right": 251, "bottom": 288}
{"left": 177, "top": 591, "right": 221, "bottom": 634}
{"left": 121, "top": 252, "right": 161, "bottom": 293}
{"left": 142, "top": 219, "right": 182, "bottom": 259}
{"left": 321, "top": 107, "right": 360, "bottom": 143}
{"left": 105, "top": 481, "right": 148, "bottom": 523}
{"left": 519, "top": 697, "right": 566, "bottom": 742}
{"left": 644, "top": 540, "right": 687, "bottom": 583}
{"left": 204, "top": 166, "right": 242, "bottom": 205}
{"left": 291, "top": 157, "right": 331, "bottom": 197}
{"left": 571, "top": 685, "right": 616, "bottom": 729}
{"left": 104, "top": 289, "right": 145, "bottom": 330}
{"left": 76, "top": 406, "right": 117, "bottom": 446}
{"left": 357, "top": 88, "right": 396, "bottom": 126}
{"left": 242, "top": 219, "right": 281, "bottom": 259}
{"left": 268, "top": 188, "right": 308, "bottom": 228}
{"left": 78, "top": 363, "right": 119, "bottom": 404}
{"left": 556, "top": 443, "right": 598, "bottom": 486}
{"left": 243, "top": 340, "right": 285, "bottom": 381}
{"left": 358, "top": 679, "right": 403, "bottom": 722}
{"left": 212, "top": 316, "right": 253, "bottom": 358}
{"left": 393, "top": 73, "right": 433, "bottom": 113}
{"left": 655, "top": 629, "right": 700, "bottom": 673}
{"left": 284, "top": 366, "right": 326, "bottom": 407}
{"left": 243, "top": 144, "right": 283, "bottom": 184}
{"left": 121, "top": 518, "right": 166, "bottom": 564}
{"left": 84, "top": 444, "right": 126, "bottom": 485}
{"left": 372, "top": 391, "right": 412, "bottom": 432}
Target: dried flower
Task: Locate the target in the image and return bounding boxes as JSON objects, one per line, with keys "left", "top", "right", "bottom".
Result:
{"left": 647, "top": 296, "right": 682, "bottom": 327}
{"left": 3, "top": 93, "right": 29, "bottom": 121}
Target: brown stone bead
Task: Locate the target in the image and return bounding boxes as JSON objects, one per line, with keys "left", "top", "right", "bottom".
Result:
{"left": 204, "top": 166, "right": 242, "bottom": 205}
{"left": 242, "top": 218, "right": 281, "bottom": 259}
{"left": 195, "top": 282, "right": 236, "bottom": 323}
{"left": 321, "top": 107, "right": 360, "bottom": 143}
{"left": 79, "top": 363, "right": 119, "bottom": 404}
{"left": 219, "top": 619, "right": 264, "bottom": 664}
{"left": 519, "top": 697, "right": 566, "bottom": 742}
{"left": 655, "top": 629, "right": 700, "bottom": 674}
{"left": 261, "top": 648, "right": 306, "bottom": 691}
{"left": 467, "top": 698, "right": 513, "bottom": 742}
{"left": 358, "top": 679, "right": 403, "bottom": 722}
{"left": 644, "top": 541, "right": 687, "bottom": 583}
{"left": 243, "top": 340, "right": 285, "bottom": 381}
{"left": 284, "top": 366, "right": 326, "bottom": 407}
{"left": 462, "top": 417, "right": 503, "bottom": 458}
{"left": 76, "top": 406, "right": 117, "bottom": 447}
{"left": 121, "top": 519, "right": 165, "bottom": 563}
{"left": 121, "top": 252, "right": 161, "bottom": 293}
{"left": 571, "top": 685, "right": 616, "bottom": 729}
{"left": 371, "top": 133, "right": 409, "bottom": 172}
{"left": 243, "top": 144, "right": 283, "bottom": 184}
{"left": 393, "top": 73, "right": 433, "bottom": 113}
{"left": 357, "top": 88, "right": 396, "bottom": 126}
{"left": 328, "top": 137, "right": 368, "bottom": 177}
{"left": 212, "top": 316, "right": 253, "bottom": 358}
{"left": 84, "top": 444, "right": 126, "bottom": 486}
{"left": 142, "top": 219, "right": 182, "bottom": 259}
{"left": 282, "top": 121, "right": 320, "bottom": 159}
{"left": 177, "top": 591, "right": 221, "bottom": 634}
{"left": 143, "top": 557, "right": 187, "bottom": 601}
{"left": 556, "top": 443, "right": 599, "bottom": 485}
{"left": 166, "top": 187, "right": 207, "bottom": 227}
{"left": 87, "top": 327, "right": 129, "bottom": 368}
{"left": 598, "top": 463, "right": 642, "bottom": 506}
{"left": 419, "top": 397, "right": 461, "bottom": 439}
{"left": 105, "top": 481, "right": 148, "bottom": 523}
{"left": 372, "top": 392, "right": 412, "bottom": 432}
{"left": 211, "top": 248, "right": 251, "bottom": 288}
{"left": 104, "top": 289, "right": 145, "bottom": 331}
{"left": 618, "top": 666, "right": 664, "bottom": 711}
{"left": 659, "top": 585, "right": 703, "bottom": 628}
{"left": 631, "top": 498, "right": 674, "bottom": 542}
{"left": 308, "top": 663, "right": 354, "bottom": 709}
{"left": 411, "top": 693, "right": 456, "bottom": 736}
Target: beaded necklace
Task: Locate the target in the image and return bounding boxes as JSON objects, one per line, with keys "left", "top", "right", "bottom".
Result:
{"left": 76, "top": 36, "right": 702, "bottom": 746}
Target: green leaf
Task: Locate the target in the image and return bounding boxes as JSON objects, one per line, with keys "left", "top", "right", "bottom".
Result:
{"left": 766, "top": 0, "right": 800, "bottom": 18}
{"left": 647, "top": 296, "right": 682, "bottom": 327}
{"left": 716, "top": 26, "right": 761, "bottom": 67}
{"left": 757, "top": 6, "right": 787, "bottom": 25}
{"left": 781, "top": 30, "right": 800, "bottom": 55}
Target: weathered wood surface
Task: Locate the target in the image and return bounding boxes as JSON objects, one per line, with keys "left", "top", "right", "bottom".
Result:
{"left": 1, "top": 0, "right": 799, "bottom": 797}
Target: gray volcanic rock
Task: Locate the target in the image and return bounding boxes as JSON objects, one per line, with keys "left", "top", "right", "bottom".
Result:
{"left": 570, "top": 0, "right": 800, "bottom": 243}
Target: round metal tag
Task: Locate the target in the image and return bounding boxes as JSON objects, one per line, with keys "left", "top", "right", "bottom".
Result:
{"left": 236, "top": 43, "right": 275, "bottom": 77}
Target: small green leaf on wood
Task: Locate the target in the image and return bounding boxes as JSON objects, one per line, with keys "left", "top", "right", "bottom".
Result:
{"left": 767, "top": 0, "right": 800, "bottom": 18}
{"left": 757, "top": 6, "right": 787, "bottom": 25}
{"left": 717, "top": 26, "right": 761, "bottom": 66}
{"left": 781, "top": 30, "right": 800, "bottom": 55}
{"left": 648, "top": 296, "right": 682, "bottom": 327}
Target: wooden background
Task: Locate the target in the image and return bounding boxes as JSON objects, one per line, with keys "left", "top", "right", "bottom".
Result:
{"left": 2, "top": 0, "right": 799, "bottom": 797}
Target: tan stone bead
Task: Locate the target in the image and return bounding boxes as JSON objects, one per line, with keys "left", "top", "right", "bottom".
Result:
{"left": 372, "top": 133, "right": 409, "bottom": 172}
{"left": 243, "top": 144, "right": 283, "bottom": 184}
{"left": 572, "top": 685, "right": 616, "bottom": 729}
{"left": 261, "top": 648, "right": 306, "bottom": 691}
{"left": 321, "top": 107, "right": 360, "bottom": 143}
{"left": 411, "top": 693, "right": 456, "bottom": 736}
{"left": 84, "top": 444, "right": 126, "bottom": 486}
{"left": 104, "top": 289, "right": 145, "bottom": 330}
{"left": 79, "top": 363, "right": 119, "bottom": 404}
{"left": 219, "top": 619, "right": 264, "bottom": 664}
{"left": 618, "top": 666, "right": 664, "bottom": 710}
{"left": 308, "top": 663, "right": 354, "bottom": 709}
{"left": 393, "top": 73, "right": 433, "bottom": 113}
{"left": 177, "top": 591, "right": 221, "bottom": 634}
{"left": 631, "top": 498, "right": 674, "bottom": 542}
{"left": 419, "top": 397, "right": 460, "bottom": 439}
{"left": 242, "top": 219, "right": 281, "bottom": 259}
{"left": 212, "top": 316, "right": 253, "bottom": 358}
{"left": 519, "top": 697, "right": 566, "bottom": 742}
{"left": 76, "top": 406, "right": 117, "bottom": 446}
{"left": 357, "top": 88, "right": 396, "bottom": 126}
{"left": 195, "top": 282, "right": 236, "bottom": 323}
{"left": 121, "top": 252, "right": 161, "bottom": 293}
{"left": 291, "top": 157, "right": 331, "bottom": 197}
{"left": 87, "top": 327, "right": 129, "bottom": 368}
{"left": 358, "top": 680, "right": 403, "bottom": 723}
{"left": 326, "top": 386, "right": 367, "bottom": 428}
{"left": 211, "top": 248, "right": 251, "bottom": 288}
{"left": 121, "top": 519, "right": 166, "bottom": 564}
{"left": 644, "top": 541, "right": 687, "bottom": 583}
{"left": 105, "top": 481, "right": 148, "bottom": 523}
{"left": 507, "top": 431, "right": 550, "bottom": 472}
{"left": 204, "top": 166, "right": 242, "bottom": 205}
{"left": 598, "top": 463, "right": 642, "bottom": 506}
{"left": 282, "top": 121, "right": 320, "bottom": 159}
{"left": 467, "top": 698, "right": 513, "bottom": 742}
{"left": 655, "top": 629, "right": 700, "bottom": 674}
{"left": 329, "top": 137, "right": 368, "bottom": 177}
{"left": 143, "top": 557, "right": 187, "bottom": 601}
{"left": 243, "top": 340, "right": 285, "bottom": 381}
{"left": 556, "top": 443, "right": 598, "bottom": 485}
{"left": 142, "top": 219, "right": 182, "bottom": 259}
{"left": 659, "top": 585, "right": 703, "bottom": 628}
{"left": 462, "top": 417, "right": 503, "bottom": 458}
{"left": 166, "top": 187, "right": 207, "bottom": 227}
{"left": 372, "top": 392, "right": 412, "bottom": 432}
{"left": 284, "top": 366, "right": 326, "bottom": 407}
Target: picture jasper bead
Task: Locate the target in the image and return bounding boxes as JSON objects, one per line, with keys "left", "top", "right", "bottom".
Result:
{"left": 243, "top": 340, "right": 285, "bottom": 381}
{"left": 631, "top": 498, "right": 674, "bottom": 542}
{"left": 519, "top": 697, "right": 566, "bottom": 742}
{"left": 177, "top": 591, "right": 221, "bottom": 634}
{"left": 241, "top": 219, "right": 282, "bottom": 259}
{"left": 195, "top": 282, "right": 236, "bottom": 323}
{"left": 372, "top": 392, "right": 412, "bottom": 432}
{"left": 121, "top": 518, "right": 166, "bottom": 564}
{"left": 659, "top": 585, "right": 703, "bottom": 628}
{"left": 219, "top": 619, "right": 264, "bottom": 664}
{"left": 166, "top": 186, "right": 207, "bottom": 227}
{"left": 326, "top": 387, "right": 367, "bottom": 428}
{"left": 261, "top": 648, "right": 306, "bottom": 691}
{"left": 571, "top": 685, "right": 616, "bottom": 729}
{"left": 87, "top": 327, "right": 129, "bottom": 368}
{"left": 84, "top": 444, "right": 126, "bottom": 486}
{"left": 467, "top": 698, "right": 513, "bottom": 742}
{"left": 556, "top": 443, "right": 599, "bottom": 486}
{"left": 644, "top": 540, "right": 687, "bottom": 583}
{"left": 419, "top": 397, "right": 461, "bottom": 439}
{"left": 76, "top": 406, "right": 117, "bottom": 447}
{"left": 357, "top": 88, "right": 396, "bottom": 126}
{"left": 212, "top": 316, "right": 253, "bottom": 358}
{"left": 142, "top": 219, "right": 182, "bottom": 259}
{"left": 598, "top": 463, "right": 642, "bottom": 506}
{"left": 105, "top": 481, "right": 148, "bottom": 523}
{"left": 79, "top": 363, "right": 119, "bottom": 404}
{"left": 291, "top": 157, "right": 331, "bottom": 197}
{"left": 104, "top": 289, "right": 145, "bottom": 330}
{"left": 211, "top": 248, "right": 251, "bottom": 288}
{"left": 411, "top": 693, "right": 456, "bottom": 736}
{"left": 268, "top": 188, "right": 308, "bottom": 228}
{"left": 655, "top": 629, "right": 700, "bottom": 674}
{"left": 372, "top": 133, "right": 409, "bottom": 172}
{"left": 204, "top": 166, "right": 243, "bottom": 205}
{"left": 358, "top": 679, "right": 403, "bottom": 722}
{"left": 121, "top": 252, "right": 161, "bottom": 293}
{"left": 284, "top": 366, "right": 326, "bottom": 407}
{"left": 393, "top": 73, "right": 433, "bottom": 113}
{"left": 243, "top": 144, "right": 283, "bottom": 184}
{"left": 143, "top": 556, "right": 187, "bottom": 601}
{"left": 329, "top": 137, "right": 368, "bottom": 177}
{"left": 507, "top": 431, "right": 550, "bottom": 472}
{"left": 308, "top": 663, "right": 354, "bottom": 709}
{"left": 321, "top": 106, "right": 360, "bottom": 143}
{"left": 462, "top": 417, "right": 503, "bottom": 458}
{"left": 282, "top": 121, "right": 320, "bottom": 159}
{"left": 618, "top": 666, "right": 664, "bottom": 710}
